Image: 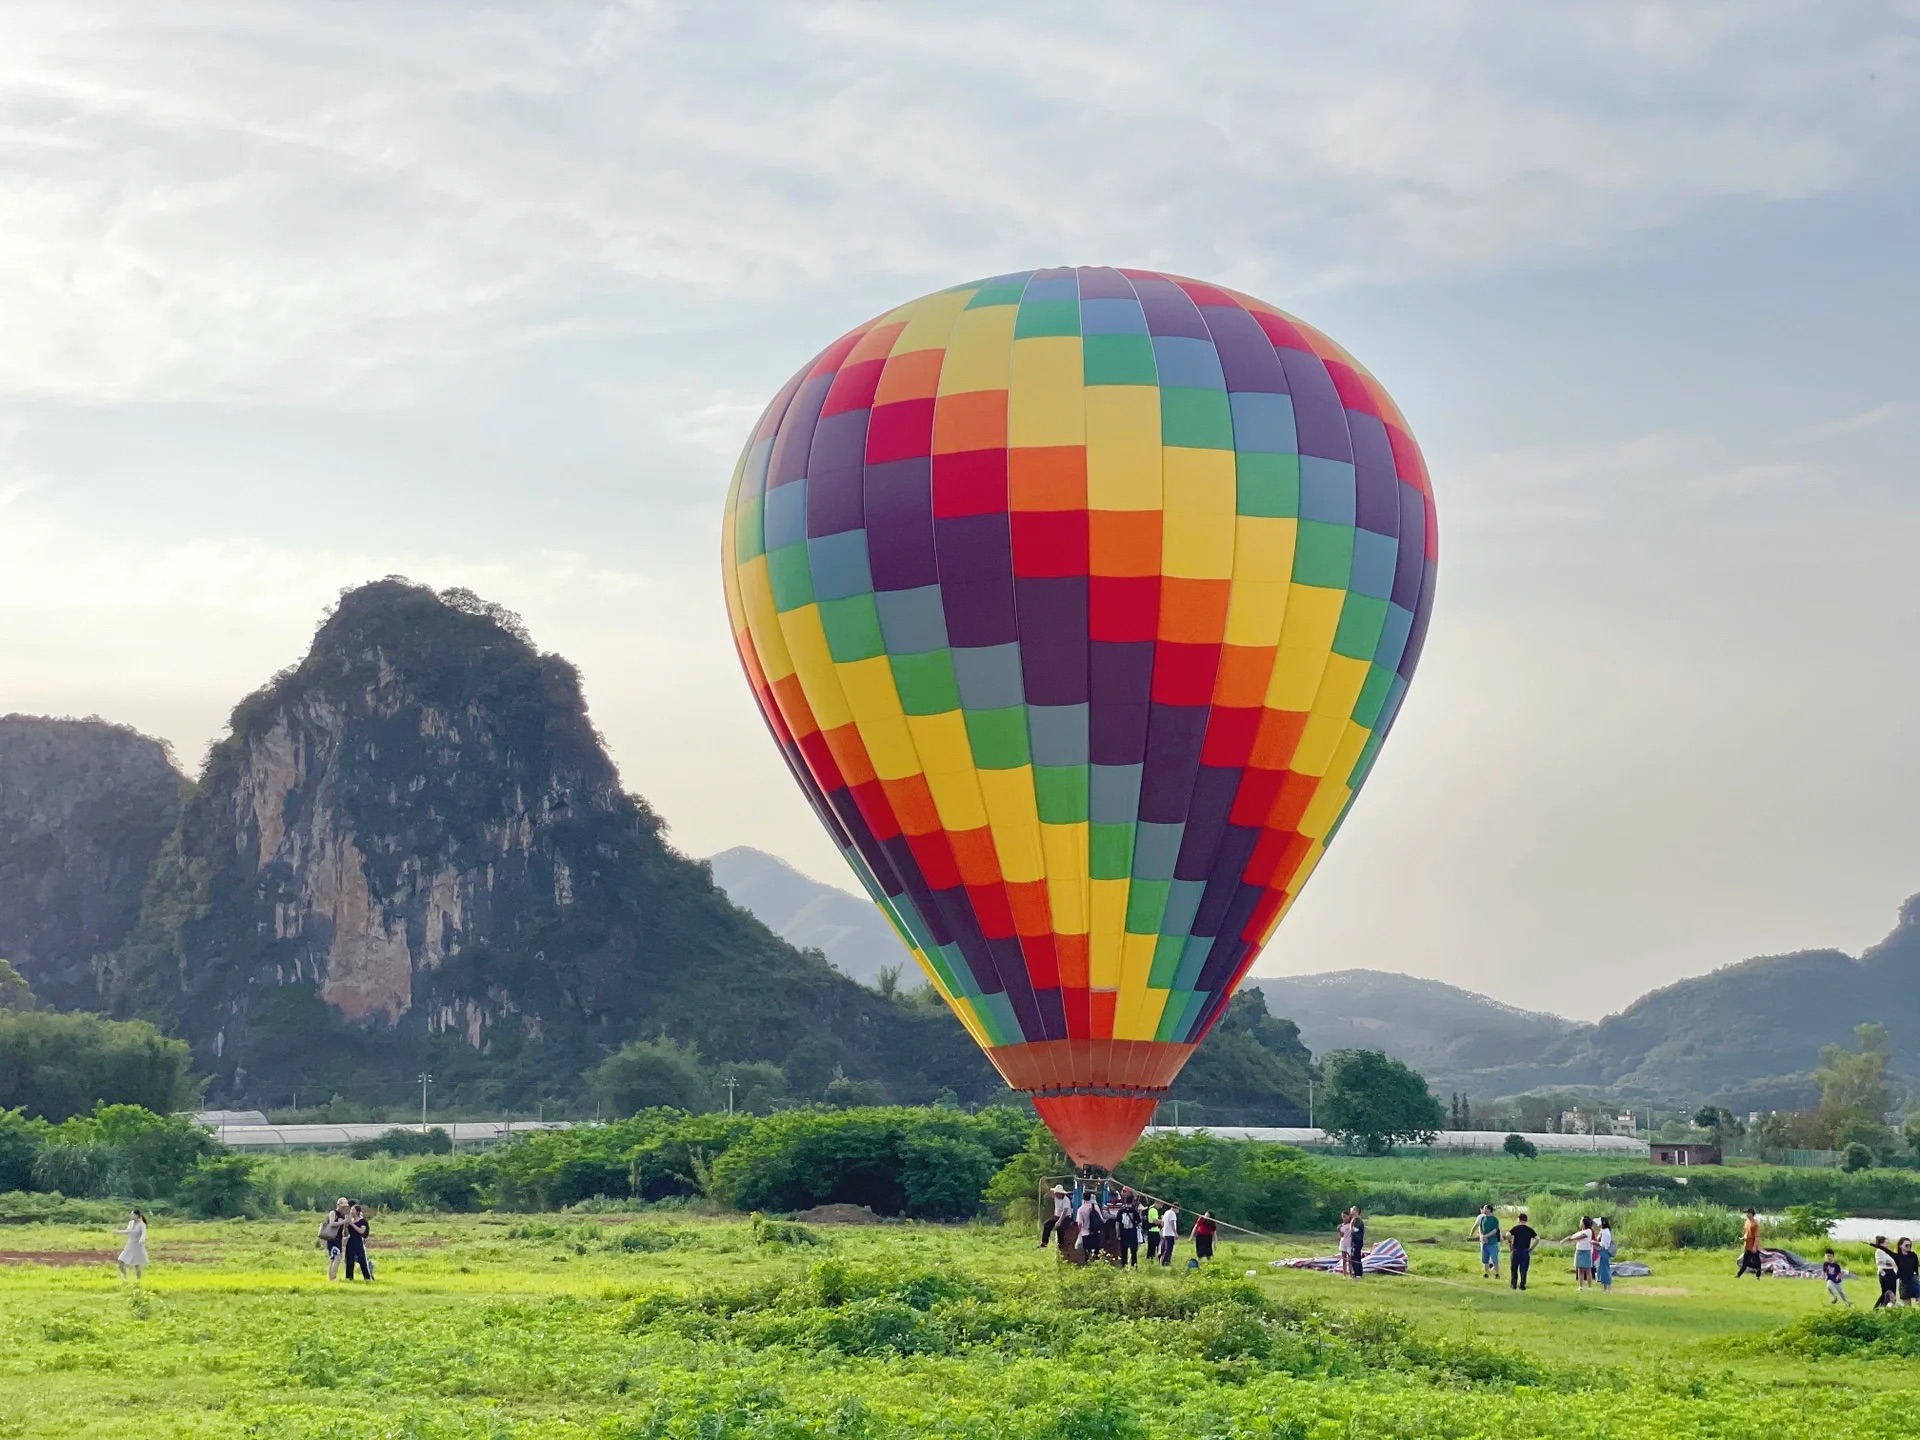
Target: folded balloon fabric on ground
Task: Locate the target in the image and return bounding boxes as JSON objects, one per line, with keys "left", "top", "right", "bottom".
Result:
{"left": 1273, "top": 1239, "right": 1411, "bottom": 1275}
{"left": 722, "top": 266, "right": 1437, "bottom": 1169}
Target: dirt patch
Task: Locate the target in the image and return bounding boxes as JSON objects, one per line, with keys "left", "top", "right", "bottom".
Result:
{"left": 1619, "top": 1285, "right": 1690, "bottom": 1296}
{"left": 368, "top": 1235, "right": 445, "bottom": 1249}
{"left": 792, "top": 1204, "right": 883, "bottom": 1226}
{"left": 0, "top": 1250, "right": 109, "bottom": 1267}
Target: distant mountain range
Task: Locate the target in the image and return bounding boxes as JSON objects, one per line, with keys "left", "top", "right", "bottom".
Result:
{"left": 707, "top": 848, "right": 903, "bottom": 987}
{"left": 1247, "top": 971, "right": 1578, "bottom": 1094}
{"left": 717, "top": 844, "right": 1917, "bottom": 1109}
{"left": 1252, "top": 899, "right": 1919, "bottom": 1108}
{"left": 6, "top": 594, "right": 1912, "bottom": 1117}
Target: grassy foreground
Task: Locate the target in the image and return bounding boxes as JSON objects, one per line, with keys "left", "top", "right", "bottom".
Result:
{"left": 3, "top": 1211, "right": 1917, "bottom": 1439}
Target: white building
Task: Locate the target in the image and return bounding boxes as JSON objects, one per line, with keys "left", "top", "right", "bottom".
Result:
{"left": 1147, "top": 1125, "right": 1648, "bottom": 1155}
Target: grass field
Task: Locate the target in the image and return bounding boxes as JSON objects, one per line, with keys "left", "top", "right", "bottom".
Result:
{"left": 4, "top": 1209, "right": 1917, "bottom": 1439}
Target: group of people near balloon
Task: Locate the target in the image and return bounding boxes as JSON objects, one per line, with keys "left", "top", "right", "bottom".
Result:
{"left": 1041, "top": 1181, "right": 1218, "bottom": 1268}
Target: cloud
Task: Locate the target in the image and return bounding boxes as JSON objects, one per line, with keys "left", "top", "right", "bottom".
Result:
{"left": 0, "top": 2, "right": 1914, "bottom": 405}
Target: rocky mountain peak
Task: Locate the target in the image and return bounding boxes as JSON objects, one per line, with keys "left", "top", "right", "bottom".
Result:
{"left": 0, "top": 714, "right": 185, "bottom": 1008}
{"left": 108, "top": 579, "right": 994, "bottom": 1108}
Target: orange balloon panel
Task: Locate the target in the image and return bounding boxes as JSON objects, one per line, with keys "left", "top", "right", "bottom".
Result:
{"left": 722, "top": 268, "right": 1436, "bottom": 1170}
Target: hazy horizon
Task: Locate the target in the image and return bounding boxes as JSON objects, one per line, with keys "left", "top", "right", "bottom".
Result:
{"left": 4, "top": 4, "right": 1916, "bottom": 1020}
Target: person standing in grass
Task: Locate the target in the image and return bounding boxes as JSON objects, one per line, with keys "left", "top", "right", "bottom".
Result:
{"left": 1157, "top": 1202, "right": 1180, "bottom": 1266}
{"left": 1507, "top": 1211, "right": 1537, "bottom": 1291}
{"left": 344, "top": 1203, "right": 374, "bottom": 1282}
{"left": 1145, "top": 1203, "right": 1161, "bottom": 1258}
{"left": 1115, "top": 1189, "right": 1142, "bottom": 1267}
{"left": 1193, "top": 1211, "right": 1217, "bottom": 1263}
{"left": 1075, "top": 1188, "right": 1102, "bottom": 1259}
{"left": 1821, "top": 1250, "right": 1850, "bottom": 1305}
{"left": 1470, "top": 1205, "right": 1500, "bottom": 1278}
{"left": 1896, "top": 1238, "right": 1920, "bottom": 1306}
{"left": 117, "top": 1208, "right": 149, "bottom": 1281}
{"left": 1596, "top": 1217, "right": 1614, "bottom": 1293}
{"left": 1347, "top": 1207, "right": 1367, "bottom": 1279}
{"left": 319, "top": 1198, "right": 350, "bottom": 1281}
{"left": 1735, "top": 1209, "right": 1764, "bottom": 1279}
{"left": 1337, "top": 1208, "right": 1353, "bottom": 1272}
{"left": 1562, "top": 1217, "right": 1596, "bottom": 1289}
{"left": 1871, "top": 1237, "right": 1898, "bottom": 1307}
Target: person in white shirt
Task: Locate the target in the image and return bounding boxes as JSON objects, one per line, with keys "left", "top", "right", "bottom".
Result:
{"left": 1040, "top": 1186, "right": 1071, "bottom": 1249}
{"left": 1562, "top": 1218, "right": 1596, "bottom": 1290}
{"left": 117, "top": 1209, "right": 149, "bottom": 1280}
{"left": 1157, "top": 1204, "right": 1180, "bottom": 1266}
{"left": 1076, "top": 1193, "right": 1099, "bottom": 1253}
{"left": 1596, "top": 1218, "right": 1615, "bottom": 1292}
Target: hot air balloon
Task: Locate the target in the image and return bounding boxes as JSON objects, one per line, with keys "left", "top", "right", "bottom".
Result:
{"left": 721, "top": 268, "right": 1435, "bottom": 1172}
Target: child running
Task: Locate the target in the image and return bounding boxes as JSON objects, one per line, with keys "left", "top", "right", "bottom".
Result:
{"left": 1822, "top": 1249, "right": 1850, "bottom": 1305}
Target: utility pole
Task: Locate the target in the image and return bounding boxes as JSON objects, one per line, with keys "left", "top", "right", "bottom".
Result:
{"left": 1307, "top": 1079, "right": 1315, "bottom": 1131}
{"left": 418, "top": 1072, "right": 432, "bottom": 1132}
{"left": 722, "top": 1076, "right": 739, "bottom": 1117}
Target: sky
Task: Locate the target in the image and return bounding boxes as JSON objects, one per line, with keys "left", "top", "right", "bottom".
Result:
{"left": 2, "top": 2, "right": 1917, "bottom": 1020}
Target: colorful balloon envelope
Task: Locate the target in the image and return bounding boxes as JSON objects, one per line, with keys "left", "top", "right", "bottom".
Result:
{"left": 722, "top": 268, "right": 1436, "bottom": 1170}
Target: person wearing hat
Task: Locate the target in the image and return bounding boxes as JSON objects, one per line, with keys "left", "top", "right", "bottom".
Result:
{"left": 1040, "top": 1185, "right": 1071, "bottom": 1249}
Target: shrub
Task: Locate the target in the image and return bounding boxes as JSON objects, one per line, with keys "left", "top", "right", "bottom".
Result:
{"left": 1116, "top": 1132, "right": 1337, "bottom": 1231}
{"left": 31, "top": 1140, "right": 124, "bottom": 1198}
{"left": 0, "top": 1011, "right": 201, "bottom": 1121}
{"left": 0, "top": 1190, "right": 125, "bottom": 1225}
{"left": 1781, "top": 1202, "right": 1841, "bottom": 1240}
{"left": 899, "top": 1132, "right": 997, "bottom": 1220}
{"left": 263, "top": 1155, "right": 421, "bottom": 1212}
{"left": 710, "top": 1108, "right": 1023, "bottom": 1219}
{"left": 753, "top": 1216, "right": 821, "bottom": 1247}
{"left": 1843, "top": 1143, "right": 1875, "bottom": 1173}
{"left": 1503, "top": 1134, "right": 1538, "bottom": 1159}
{"left": 587, "top": 1038, "right": 712, "bottom": 1116}
{"left": 60, "top": 1105, "right": 216, "bottom": 1198}
{"left": 1614, "top": 1202, "right": 1742, "bottom": 1251}
{"left": 347, "top": 1127, "right": 452, "bottom": 1159}
{"left": 1768, "top": 1307, "right": 1920, "bottom": 1359}
{"left": 1595, "top": 1170, "right": 1681, "bottom": 1193}
{"left": 627, "top": 1113, "right": 755, "bottom": 1201}
{"left": 0, "top": 1109, "right": 47, "bottom": 1191}
{"left": 403, "top": 1156, "right": 493, "bottom": 1212}
{"left": 176, "top": 1153, "right": 265, "bottom": 1217}
{"left": 1681, "top": 1166, "right": 1920, "bottom": 1216}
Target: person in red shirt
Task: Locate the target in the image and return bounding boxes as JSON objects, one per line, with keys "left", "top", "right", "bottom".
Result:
{"left": 1193, "top": 1211, "right": 1218, "bottom": 1263}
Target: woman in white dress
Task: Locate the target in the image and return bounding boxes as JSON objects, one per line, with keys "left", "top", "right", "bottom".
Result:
{"left": 118, "top": 1208, "right": 149, "bottom": 1280}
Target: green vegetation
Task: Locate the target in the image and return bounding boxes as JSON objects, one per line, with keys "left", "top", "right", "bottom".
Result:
{"left": 4, "top": 1208, "right": 1919, "bottom": 1438}
{"left": 0, "top": 957, "right": 32, "bottom": 1010}
{"left": 0, "top": 1011, "right": 201, "bottom": 1121}
{"left": 15, "top": 1102, "right": 1920, "bottom": 1237}
{"left": 1313, "top": 1049, "right": 1447, "bottom": 1154}
{"left": 347, "top": 1127, "right": 454, "bottom": 1160}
